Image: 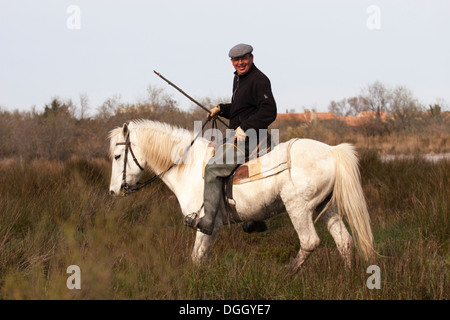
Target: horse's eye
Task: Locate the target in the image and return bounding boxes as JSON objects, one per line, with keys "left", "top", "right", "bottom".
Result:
{"left": 114, "top": 155, "right": 121, "bottom": 160}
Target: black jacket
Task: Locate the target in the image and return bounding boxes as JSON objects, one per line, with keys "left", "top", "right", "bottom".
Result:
{"left": 219, "top": 64, "right": 277, "bottom": 132}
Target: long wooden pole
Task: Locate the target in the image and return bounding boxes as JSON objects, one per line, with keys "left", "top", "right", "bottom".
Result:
{"left": 153, "top": 70, "right": 229, "bottom": 128}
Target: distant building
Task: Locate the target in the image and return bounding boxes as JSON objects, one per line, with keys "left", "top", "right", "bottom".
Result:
{"left": 277, "top": 111, "right": 388, "bottom": 127}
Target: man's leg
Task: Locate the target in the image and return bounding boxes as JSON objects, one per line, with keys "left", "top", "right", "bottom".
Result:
{"left": 185, "top": 141, "right": 245, "bottom": 235}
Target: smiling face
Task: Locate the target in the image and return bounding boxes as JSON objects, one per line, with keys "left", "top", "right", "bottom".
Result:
{"left": 231, "top": 53, "right": 253, "bottom": 76}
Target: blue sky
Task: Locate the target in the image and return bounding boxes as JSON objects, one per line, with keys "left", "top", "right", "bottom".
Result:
{"left": 0, "top": 0, "right": 449, "bottom": 114}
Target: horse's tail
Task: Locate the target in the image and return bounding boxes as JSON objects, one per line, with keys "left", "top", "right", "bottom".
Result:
{"left": 330, "top": 143, "right": 375, "bottom": 261}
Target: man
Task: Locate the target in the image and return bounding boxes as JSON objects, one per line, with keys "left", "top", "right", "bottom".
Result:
{"left": 184, "top": 43, "right": 277, "bottom": 235}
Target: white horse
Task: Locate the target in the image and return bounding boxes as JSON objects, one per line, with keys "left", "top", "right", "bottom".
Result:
{"left": 108, "top": 119, "right": 375, "bottom": 273}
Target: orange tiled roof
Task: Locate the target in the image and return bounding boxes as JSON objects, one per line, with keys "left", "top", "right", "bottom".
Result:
{"left": 277, "top": 112, "right": 337, "bottom": 122}
{"left": 277, "top": 111, "right": 388, "bottom": 126}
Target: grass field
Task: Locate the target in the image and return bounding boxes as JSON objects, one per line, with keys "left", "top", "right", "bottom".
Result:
{"left": 0, "top": 151, "right": 448, "bottom": 300}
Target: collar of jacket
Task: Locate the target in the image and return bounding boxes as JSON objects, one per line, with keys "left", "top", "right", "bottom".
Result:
{"left": 233, "top": 63, "right": 257, "bottom": 79}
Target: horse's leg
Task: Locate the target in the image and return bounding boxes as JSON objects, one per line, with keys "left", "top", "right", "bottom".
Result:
{"left": 283, "top": 197, "right": 320, "bottom": 274}
{"left": 319, "top": 204, "right": 353, "bottom": 267}
{"left": 191, "top": 218, "right": 222, "bottom": 264}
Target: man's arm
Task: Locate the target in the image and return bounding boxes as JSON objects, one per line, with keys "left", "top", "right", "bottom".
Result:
{"left": 218, "top": 103, "right": 232, "bottom": 119}
{"left": 240, "top": 76, "right": 277, "bottom": 131}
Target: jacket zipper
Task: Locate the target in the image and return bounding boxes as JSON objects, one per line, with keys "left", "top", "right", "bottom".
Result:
{"left": 232, "top": 76, "right": 239, "bottom": 102}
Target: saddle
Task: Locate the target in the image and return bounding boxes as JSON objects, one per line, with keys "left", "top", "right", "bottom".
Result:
{"left": 202, "top": 137, "right": 297, "bottom": 224}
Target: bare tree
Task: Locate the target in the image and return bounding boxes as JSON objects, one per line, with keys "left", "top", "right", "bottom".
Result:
{"left": 347, "top": 96, "right": 368, "bottom": 115}
{"left": 328, "top": 99, "right": 349, "bottom": 117}
{"left": 434, "top": 98, "right": 449, "bottom": 112}
{"left": 361, "top": 81, "right": 391, "bottom": 118}
{"left": 96, "top": 94, "right": 122, "bottom": 121}
{"left": 389, "top": 86, "right": 422, "bottom": 129}
{"left": 79, "top": 93, "right": 90, "bottom": 120}
{"left": 328, "top": 96, "right": 368, "bottom": 116}
{"left": 147, "top": 85, "right": 177, "bottom": 110}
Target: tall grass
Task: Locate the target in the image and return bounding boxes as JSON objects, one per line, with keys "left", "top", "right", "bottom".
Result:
{"left": 0, "top": 154, "right": 448, "bottom": 299}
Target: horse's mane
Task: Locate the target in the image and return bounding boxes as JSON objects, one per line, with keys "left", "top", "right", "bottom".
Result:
{"left": 109, "top": 119, "right": 199, "bottom": 172}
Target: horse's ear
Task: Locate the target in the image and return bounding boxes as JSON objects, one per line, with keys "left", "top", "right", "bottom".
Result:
{"left": 122, "top": 123, "right": 128, "bottom": 136}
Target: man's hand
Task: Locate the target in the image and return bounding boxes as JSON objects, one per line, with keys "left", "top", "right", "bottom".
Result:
{"left": 208, "top": 105, "right": 221, "bottom": 119}
{"left": 234, "top": 126, "right": 246, "bottom": 143}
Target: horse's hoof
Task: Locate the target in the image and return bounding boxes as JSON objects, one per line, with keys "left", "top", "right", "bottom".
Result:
{"left": 242, "top": 221, "right": 268, "bottom": 233}
{"left": 285, "top": 255, "right": 306, "bottom": 276}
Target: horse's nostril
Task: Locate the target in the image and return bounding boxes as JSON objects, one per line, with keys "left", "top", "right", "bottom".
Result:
{"left": 109, "top": 190, "right": 115, "bottom": 196}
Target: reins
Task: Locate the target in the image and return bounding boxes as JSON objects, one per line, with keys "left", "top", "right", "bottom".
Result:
{"left": 117, "top": 116, "right": 219, "bottom": 196}
{"left": 116, "top": 70, "right": 227, "bottom": 196}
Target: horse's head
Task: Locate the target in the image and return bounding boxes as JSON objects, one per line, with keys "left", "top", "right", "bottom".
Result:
{"left": 109, "top": 123, "right": 146, "bottom": 196}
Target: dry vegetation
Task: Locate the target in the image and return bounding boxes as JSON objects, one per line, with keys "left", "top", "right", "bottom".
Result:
{"left": 0, "top": 154, "right": 447, "bottom": 300}
{"left": 0, "top": 88, "right": 448, "bottom": 300}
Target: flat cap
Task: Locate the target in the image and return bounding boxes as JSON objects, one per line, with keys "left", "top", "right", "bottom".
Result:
{"left": 228, "top": 43, "right": 253, "bottom": 59}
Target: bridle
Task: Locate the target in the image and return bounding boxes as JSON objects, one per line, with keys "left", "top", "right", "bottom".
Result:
{"left": 116, "top": 130, "right": 170, "bottom": 196}
{"left": 115, "top": 117, "right": 217, "bottom": 196}
{"left": 115, "top": 131, "right": 149, "bottom": 196}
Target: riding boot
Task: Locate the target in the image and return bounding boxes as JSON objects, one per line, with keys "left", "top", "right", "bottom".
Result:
{"left": 185, "top": 140, "right": 246, "bottom": 235}
{"left": 183, "top": 165, "right": 225, "bottom": 236}
{"left": 184, "top": 214, "right": 213, "bottom": 235}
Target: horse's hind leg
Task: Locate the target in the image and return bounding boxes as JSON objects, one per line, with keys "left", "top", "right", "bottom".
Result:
{"left": 319, "top": 204, "right": 353, "bottom": 267}
{"left": 283, "top": 198, "right": 320, "bottom": 274}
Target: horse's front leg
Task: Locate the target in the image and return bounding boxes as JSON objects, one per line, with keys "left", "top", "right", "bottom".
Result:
{"left": 191, "top": 216, "right": 222, "bottom": 264}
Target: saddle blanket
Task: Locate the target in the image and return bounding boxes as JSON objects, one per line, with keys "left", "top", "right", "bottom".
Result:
{"left": 202, "top": 140, "right": 295, "bottom": 185}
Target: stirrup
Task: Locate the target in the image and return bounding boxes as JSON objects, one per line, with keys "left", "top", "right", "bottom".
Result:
{"left": 184, "top": 214, "right": 213, "bottom": 236}
{"left": 184, "top": 213, "right": 200, "bottom": 229}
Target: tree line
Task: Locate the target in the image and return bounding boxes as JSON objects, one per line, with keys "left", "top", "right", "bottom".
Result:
{"left": 0, "top": 83, "right": 448, "bottom": 161}
{"left": 328, "top": 81, "right": 448, "bottom": 131}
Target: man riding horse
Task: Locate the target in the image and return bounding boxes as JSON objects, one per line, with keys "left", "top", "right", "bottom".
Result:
{"left": 184, "top": 43, "right": 278, "bottom": 235}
